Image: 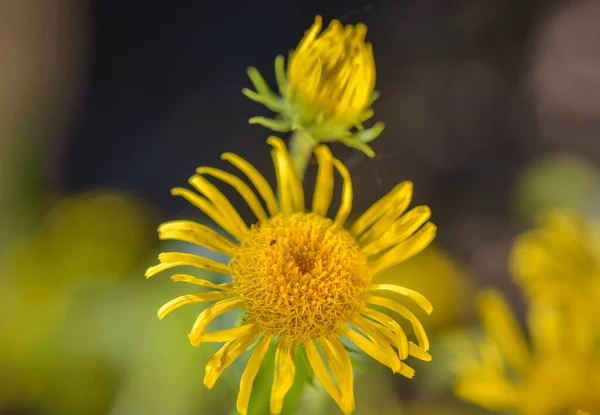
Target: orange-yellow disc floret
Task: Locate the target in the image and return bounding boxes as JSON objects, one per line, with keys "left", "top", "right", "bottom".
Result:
{"left": 230, "top": 213, "right": 371, "bottom": 342}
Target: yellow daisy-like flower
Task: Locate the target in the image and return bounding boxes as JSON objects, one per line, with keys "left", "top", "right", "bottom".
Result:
{"left": 146, "top": 137, "right": 436, "bottom": 415}
{"left": 454, "top": 289, "right": 600, "bottom": 415}
{"left": 243, "top": 16, "right": 384, "bottom": 156}
{"left": 510, "top": 210, "right": 600, "bottom": 327}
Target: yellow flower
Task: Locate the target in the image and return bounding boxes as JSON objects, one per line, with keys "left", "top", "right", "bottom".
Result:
{"left": 243, "top": 16, "right": 384, "bottom": 156}
{"left": 454, "top": 289, "right": 600, "bottom": 415}
{"left": 146, "top": 137, "right": 436, "bottom": 415}
{"left": 288, "top": 16, "right": 374, "bottom": 124}
{"left": 510, "top": 210, "right": 600, "bottom": 326}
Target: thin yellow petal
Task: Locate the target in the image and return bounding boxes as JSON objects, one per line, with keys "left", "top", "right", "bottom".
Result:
{"left": 361, "top": 308, "right": 409, "bottom": 359}
{"left": 170, "top": 274, "right": 232, "bottom": 290}
{"left": 350, "top": 181, "right": 413, "bottom": 238}
{"left": 188, "top": 297, "right": 245, "bottom": 346}
{"left": 476, "top": 289, "right": 530, "bottom": 373}
{"left": 305, "top": 339, "right": 350, "bottom": 414}
{"left": 345, "top": 318, "right": 402, "bottom": 373}
{"left": 237, "top": 335, "right": 272, "bottom": 415}
{"left": 145, "top": 252, "right": 230, "bottom": 277}
{"left": 369, "top": 284, "right": 433, "bottom": 314}
{"left": 268, "top": 136, "right": 304, "bottom": 213}
{"left": 293, "top": 15, "right": 323, "bottom": 57}
{"left": 204, "top": 327, "right": 260, "bottom": 389}
{"left": 221, "top": 152, "right": 279, "bottom": 216}
{"left": 454, "top": 375, "right": 519, "bottom": 411}
{"left": 158, "top": 220, "right": 237, "bottom": 256}
{"left": 312, "top": 145, "right": 334, "bottom": 216}
{"left": 198, "top": 323, "right": 259, "bottom": 343}
{"left": 157, "top": 291, "right": 232, "bottom": 320}
{"left": 408, "top": 341, "right": 432, "bottom": 361}
{"left": 360, "top": 206, "right": 431, "bottom": 256}
{"left": 397, "top": 361, "right": 416, "bottom": 378}
{"left": 171, "top": 187, "right": 243, "bottom": 240}
{"left": 368, "top": 222, "right": 437, "bottom": 275}
{"left": 366, "top": 294, "right": 430, "bottom": 351}
{"left": 196, "top": 167, "right": 269, "bottom": 222}
{"left": 189, "top": 175, "right": 248, "bottom": 237}
{"left": 332, "top": 158, "right": 353, "bottom": 227}
{"left": 322, "top": 336, "right": 355, "bottom": 412}
{"left": 270, "top": 337, "right": 296, "bottom": 415}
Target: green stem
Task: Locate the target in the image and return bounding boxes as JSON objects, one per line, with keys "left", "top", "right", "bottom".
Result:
{"left": 289, "top": 130, "right": 315, "bottom": 180}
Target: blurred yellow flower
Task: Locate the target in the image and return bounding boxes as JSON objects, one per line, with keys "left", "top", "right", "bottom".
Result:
{"left": 454, "top": 289, "right": 600, "bottom": 415}
{"left": 510, "top": 210, "right": 600, "bottom": 327}
{"left": 243, "top": 16, "right": 384, "bottom": 157}
{"left": 147, "top": 137, "right": 436, "bottom": 414}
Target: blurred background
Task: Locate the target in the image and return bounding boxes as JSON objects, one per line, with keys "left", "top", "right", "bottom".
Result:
{"left": 2, "top": 0, "right": 600, "bottom": 413}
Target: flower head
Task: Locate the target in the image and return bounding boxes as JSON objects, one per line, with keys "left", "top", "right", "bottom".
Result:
{"left": 243, "top": 17, "right": 384, "bottom": 156}
{"left": 147, "top": 137, "right": 436, "bottom": 414}
{"left": 454, "top": 289, "right": 600, "bottom": 415}
{"left": 288, "top": 16, "right": 375, "bottom": 124}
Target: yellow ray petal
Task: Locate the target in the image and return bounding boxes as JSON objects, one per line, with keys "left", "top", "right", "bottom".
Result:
{"left": 312, "top": 145, "right": 334, "bottom": 216}
{"left": 145, "top": 252, "right": 230, "bottom": 278}
{"left": 188, "top": 297, "right": 245, "bottom": 346}
{"left": 171, "top": 187, "right": 244, "bottom": 240}
{"left": 476, "top": 289, "right": 530, "bottom": 373}
{"left": 360, "top": 206, "right": 431, "bottom": 256}
{"left": 196, "top": 167, "right": 268, "bottom": 222}
{"left": 332, "top": 158, "right": 353, "bottom": 227}
{"left": 369, "top": 284, "right": 433, "bottom": 314}
{"left": 350, "top": 181, "right": 413, "bottom": 239}
{"left": 344, "top": 318, "right": 402, "bottom": 373}
{"left": 170, "top": 274, "right": 232, "bottom": 290}
{"left": 305, "top": 339, "right": 350, "bottom": 414}
{"left": 158, "top": 220, "right": 237, "bottom": 256}
{"left": 361, "top": 308, "right": 409, "bottom": 359}
{"left": 198, "top": 323, "right": 258, "bottom": 343}
{"left": 157, "top": 291, "right": 232, "bottom": 320}
{"left": 221, "top": 152, "right": 279, "bottom": 216}
{"left": 408, "top": 341, "right": 432, "bottom": 361}
{"left": 294, "top": 15, "right": 323, "bottom": 57}
{"left": 204, "top": 326, "right": 260, "bottom": 389}
{"left": 322, "top": 336, "right": 355, "bottom": 412}
{"left": 366, "top": 294, "right": 429, "bottom": 351}
{"left": 270, "top": 337, "right": 296, "bottom": 415}
{"left": 368, "top": 222, "right": 437, "bottom": 275}
{"left": 237, "top": 335, "right": 272, "bottom": 415}
{"left": 189, "top": 174, "right": 248, "bottom": 237}
{"left": 268, "top": 136, "right": 304, "bottom": 213}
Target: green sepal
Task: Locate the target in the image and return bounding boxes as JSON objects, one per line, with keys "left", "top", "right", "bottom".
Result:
{"left": 249, "top": 116, "right": 292, "bottom": 132}
{"left": 339, "top": 138, "right": 375, "bottom": 157}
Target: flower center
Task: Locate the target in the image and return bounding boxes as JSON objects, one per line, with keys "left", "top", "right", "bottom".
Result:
{"left": 229, "top": 213, "right": 371, "bottom": 342}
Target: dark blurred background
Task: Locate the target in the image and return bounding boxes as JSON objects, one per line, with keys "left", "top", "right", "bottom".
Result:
{"left": 2, "top": 0, "right": 600, "bottom": 414}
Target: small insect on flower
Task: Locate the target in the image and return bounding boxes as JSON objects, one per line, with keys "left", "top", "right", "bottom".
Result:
{"left": 146, "top": 137, "right": 436, "bottom": 415}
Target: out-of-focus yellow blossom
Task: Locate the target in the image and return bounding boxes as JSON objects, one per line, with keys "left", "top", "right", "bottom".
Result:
{"left": 578, "top": 411, "right": 589, "bottom": 415}
{"left": 454, "top": 289, "right": 600, "bottom": 415}
{"left": 373, "top": 245, "right": 474, "bottom": 331}
{"left": 147, "top": 137, "right": 436, "bottom": 414}
{"left": 510, "top": 210, "right": 600, "bottom": 329}
{"left": 243, "top": 16, "right": 384, "bottom": 157}
{"left": 0, "top": 190, "right": 155, "bottom": 411}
